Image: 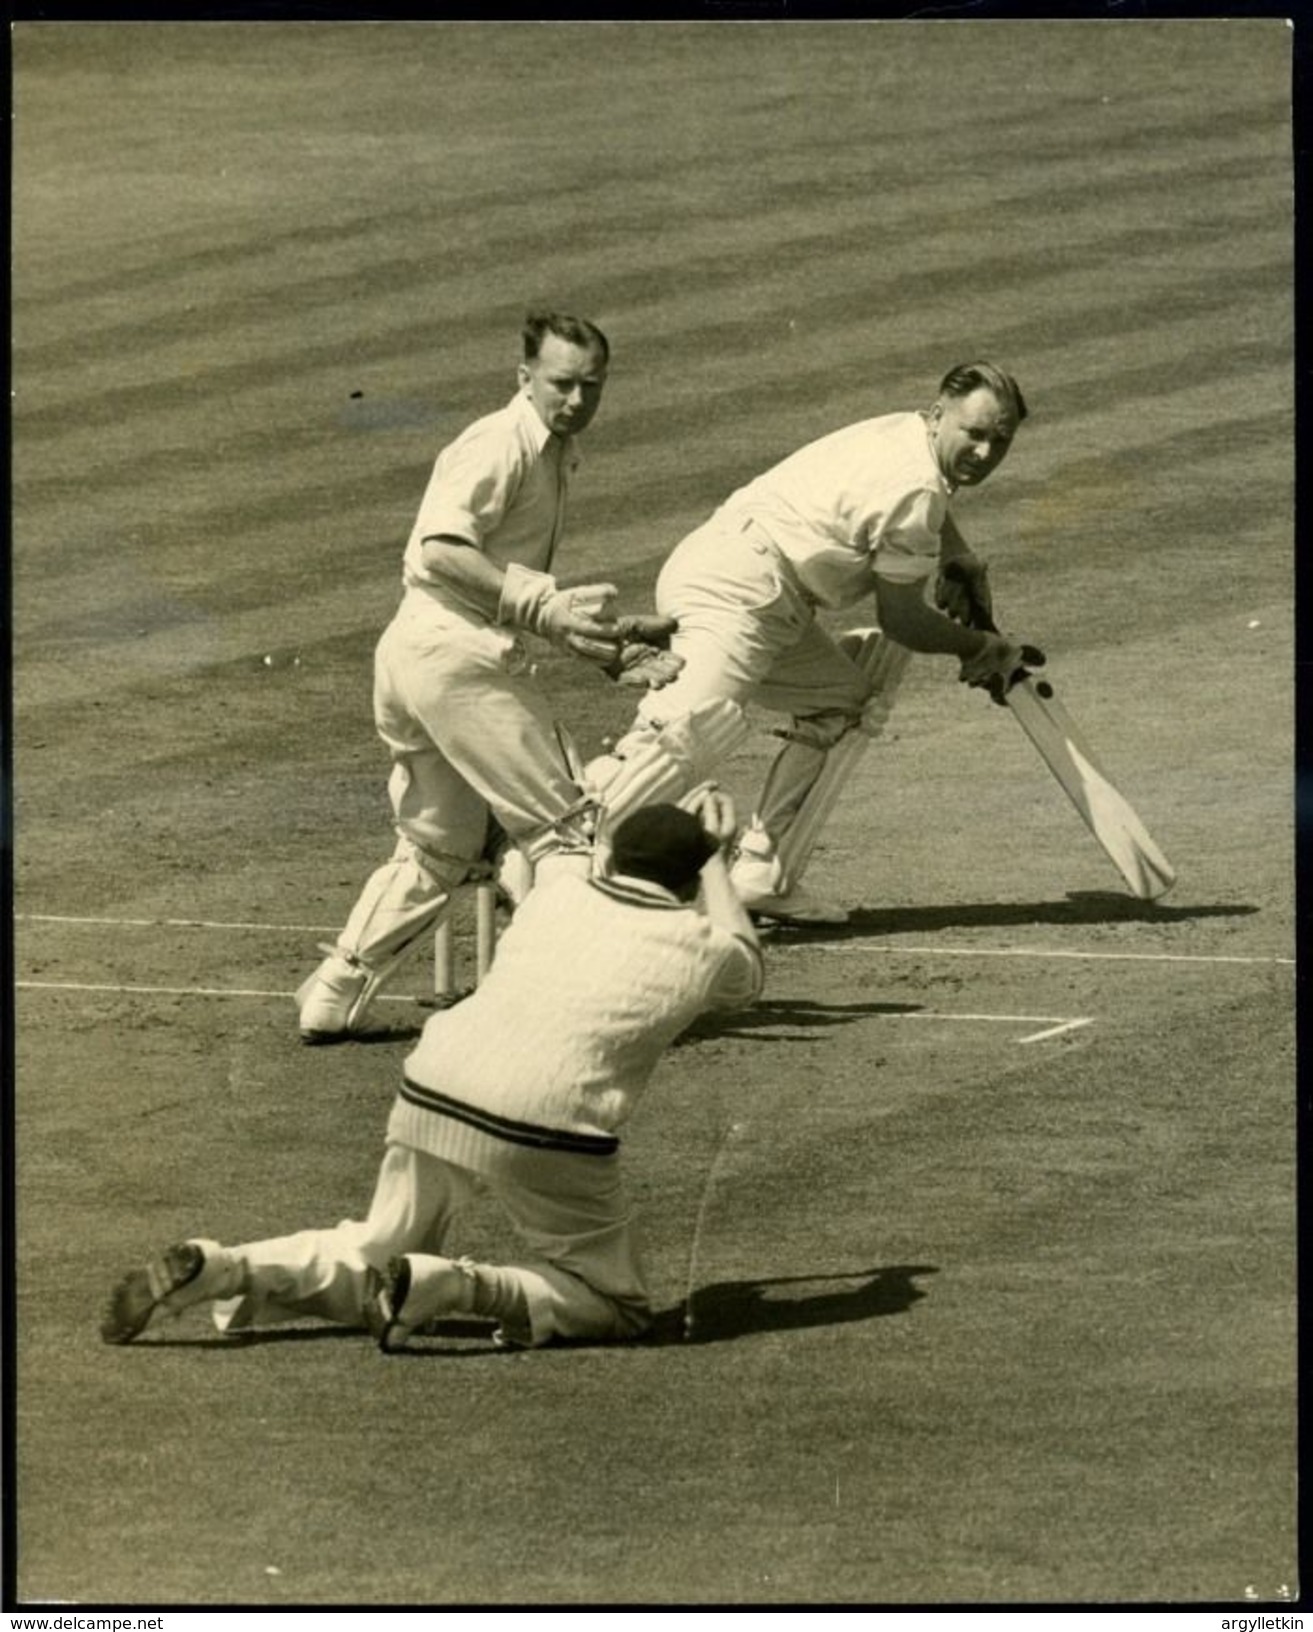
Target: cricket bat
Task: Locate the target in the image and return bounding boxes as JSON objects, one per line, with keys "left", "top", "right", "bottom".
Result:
{"left": 942, "top": 563, "right": 1176, "bottom": 901}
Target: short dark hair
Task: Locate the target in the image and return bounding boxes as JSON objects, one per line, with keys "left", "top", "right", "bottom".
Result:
{"left": 522, "top": 309, "right": 610, "bottom": 366}
{"left": 610, "top": 804, "right": 718, "bottom": 894}
{"left": 938, "top": 361, "right": 1028, "bottom": 423}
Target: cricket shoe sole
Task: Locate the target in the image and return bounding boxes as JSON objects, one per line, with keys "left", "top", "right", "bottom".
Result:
{"left": 363, "top": 1254, "right": 473, "bottom": 1352}
{"left": 100, "top": 1239, "right": 233, "bottom": 1344}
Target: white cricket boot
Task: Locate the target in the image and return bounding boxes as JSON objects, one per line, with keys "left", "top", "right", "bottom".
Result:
{"left": 296, "top": 930, "right": 453, "bottom": 1044}
{"left": 729, "top": 827, "right": 850, "bottom": 926}
{"left": 295, "top": 952, "right": 376, "bottom": 1044}
{"left": 296, "top": 850, "right": 462, "bottom": 1043}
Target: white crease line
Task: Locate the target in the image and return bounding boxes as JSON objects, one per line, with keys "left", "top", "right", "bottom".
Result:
{"left": 894, "top": 1011, "right": 1094, "bottom": 1042}
{"left": 14, "top": 913, "right": 1292, "bottom": 967}
{"left": 15, "top": 980, "right": 1090, "bottom": 1041}
{"left": 1015, "top": 1018, "right": 1095, "bottom": 1045}
{"left": 15, "top": 979, "right": 418, "bottom": 1005}
{"left": 788, "top": 942, "right": 1293, "bottom": 968}
{"left": 16, "top": 913, "right": 337, "bottom": 933}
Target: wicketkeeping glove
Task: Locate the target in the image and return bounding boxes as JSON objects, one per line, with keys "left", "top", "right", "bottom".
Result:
{"left": 597, "top": 613, "right": 683, "bottom": 689}
{"left": 498, "top": 563, "right": 620, "bottom": 661}
{"left": 614, "top": 613, "right": 677, "bottom": 650}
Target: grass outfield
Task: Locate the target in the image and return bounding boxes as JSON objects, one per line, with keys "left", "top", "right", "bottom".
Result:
{"left": 9, "top": 19, "right": 1297, "bottom": 1608}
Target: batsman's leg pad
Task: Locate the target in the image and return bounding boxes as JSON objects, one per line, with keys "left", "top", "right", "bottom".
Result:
{"left": 766, "top": 728, "right": 871, "bottom": 891}
{"left": 753, "top": 630, "right": 914, "bottom": 891}
{"left": 586, "top": 698, "right": 749, "bottom": 817}
{"left": 584, "top": 698, "right": 749, "bottom": 870}
{"left": 838, "top": 627, "right": 915, "bottom": 699}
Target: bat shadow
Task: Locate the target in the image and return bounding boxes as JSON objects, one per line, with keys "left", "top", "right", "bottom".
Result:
{"left": 765, "top": 893, "right": 1258, "bottom": 942}
{"left": 647, "top": 1264, "right": 939, "bottom": 1345}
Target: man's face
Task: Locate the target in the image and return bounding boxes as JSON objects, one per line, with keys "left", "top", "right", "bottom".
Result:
{"left": 519, "top": 334, "right": 608, "bottom": 437}
{"left": 927, "top": 387, "right": 1018, "bottom": 487}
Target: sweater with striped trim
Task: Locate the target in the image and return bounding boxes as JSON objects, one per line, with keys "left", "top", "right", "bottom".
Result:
{"left": 387, "top": 872, "right": 762, "bottom": 1162}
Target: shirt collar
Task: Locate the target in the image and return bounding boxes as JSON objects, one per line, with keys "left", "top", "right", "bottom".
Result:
{"left": 917, "top": 409, "right": 956, "bottom": 497}
{"left": 511, "top": 390, "right": 581, "bottom": 472}
{"left": 588, "top": 873, "right": 686, "bottom": 910}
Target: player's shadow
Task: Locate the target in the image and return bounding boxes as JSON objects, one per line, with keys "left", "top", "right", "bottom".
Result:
{"left": 315, "top": 1020, "right": 427, "bottom": 1046}
{"left": 117, "top": 1270, "right": 935, "bottom": 1354}
{"left": 135, "top": 1317, "right": 505, "bottom": 1351}
{"left": 675, "top": 997, "right": 921, "bottom": 1045}
{"left": 647, "top": 1264, "right": 938, "bottom": 1345}
{"left": 766, "top": 893, "right": 1258, "bottom": 942}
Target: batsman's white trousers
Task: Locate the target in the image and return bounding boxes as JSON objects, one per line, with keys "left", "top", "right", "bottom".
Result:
{"left": 634, "top": 515, "right": 870, "bottom": 731}
{"left": 210, "top": 1140, "right": 653, "bottom": 1348}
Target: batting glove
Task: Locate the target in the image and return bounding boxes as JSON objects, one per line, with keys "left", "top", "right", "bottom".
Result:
{"left": 959, "top": 632, "right": 1046, "bottom": 704}
{"left": 935, "top": 556, "right": 992, "bottom": 627}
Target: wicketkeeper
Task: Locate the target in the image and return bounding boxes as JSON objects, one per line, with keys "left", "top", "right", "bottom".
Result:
{"left": 585, "top": 361, "right": 1045, "bottom": 924}
{"left": 102, "top": 789, "right": 763, "bottom": 1351}
{"left": 296, "top": 309, "right": 681, "bottom": 1044}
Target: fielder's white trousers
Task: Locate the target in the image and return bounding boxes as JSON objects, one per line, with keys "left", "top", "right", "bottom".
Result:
{"left": 211, "top": 1140, "right": 653, "bottom": 1349}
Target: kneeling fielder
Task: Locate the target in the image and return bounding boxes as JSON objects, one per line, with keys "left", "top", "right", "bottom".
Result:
{"left": 102, "top": 791, "right": 763, "bottom": 1352}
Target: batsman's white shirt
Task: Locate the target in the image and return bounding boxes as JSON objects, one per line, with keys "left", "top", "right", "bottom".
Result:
{"left": 717, "top": 409, "right": 951, "bottom": 609}
{"left": 400, "top": 388, "right": 576, "bottom": 625}
{"left": 390, "top": 872, "right": 763, "bottom": 1159}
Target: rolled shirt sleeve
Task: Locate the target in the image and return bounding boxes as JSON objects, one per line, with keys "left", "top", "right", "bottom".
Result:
{"left": 402, "top": 393, "right": 573, "bottom": 603}
{"left": 412, "top": 417, "right": 529, "bottom": 548}
{"left": 867, "top": 484, "right": 948, "bottom": 585}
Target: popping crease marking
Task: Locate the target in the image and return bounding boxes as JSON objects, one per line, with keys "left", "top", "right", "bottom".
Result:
{"left": 16, "top": 979, "right": 421, "bottom": 1005}
{"left": 18, "top": 912, "right": 340, "bottom": 933}
{"left": 15, "top": 914, "right": 1293, "bottom": 967}
{"left": 790, "top": 941, "right": 1294, "bottom": 969}
{"left": 886, "top": 1011, "right": 1095, "bottom": 1044}
{"left": 15, "top": 978, "right": 1093, "bottom": 1039}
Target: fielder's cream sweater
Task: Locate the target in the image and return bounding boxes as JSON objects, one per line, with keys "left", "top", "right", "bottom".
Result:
{"left": 387, "top": 872, "right": 762, "bottom": 1163}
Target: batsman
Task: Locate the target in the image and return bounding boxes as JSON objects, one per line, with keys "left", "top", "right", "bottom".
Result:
{"left": 586, "top": 360, "right": 1045, "bottom": 923}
